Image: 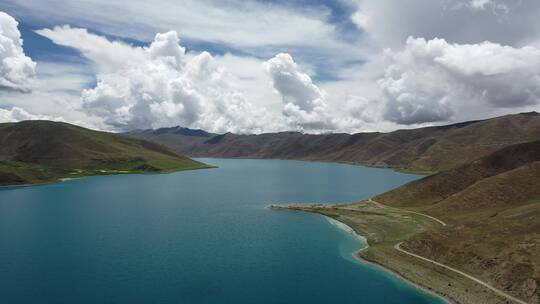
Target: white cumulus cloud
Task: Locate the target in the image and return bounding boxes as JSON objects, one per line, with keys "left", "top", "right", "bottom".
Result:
{"left": 0, "top": 11, "right": 36, "bottom": 92}
{"left": 380, "top": 37, "right": 540, "bottom": 124}
{"left": 37, "top": 26, "right": 278, "bottom": 133}
{"left": 264, "top": 53, "right": 336, "bottom": 132}
{"left": 0, "top": 106, "right": 62, "bottom": 123}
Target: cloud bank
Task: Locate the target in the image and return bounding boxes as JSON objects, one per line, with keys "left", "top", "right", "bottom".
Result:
{"left": 3, "top": 2, "right": 540, "bottom": 133}
{"left": 37, "top": 26, "right": 279, "bottom": 133}
{"left": 4, "top": 0, "right": 338, "bottom": 49}
{"left": 31, "top": 22, "right": 540, "bottom": 131}
{"left": 380, "top": 37, "right": 540, "bottom": 124}
{"left": 0, "top": 12, "right": 35, "bottom": 92}
{"left": 352, "top": 0, "right": 540, "bottom": 48}
{"left": 0, "top": 106, "right": 61, "bottom": 122}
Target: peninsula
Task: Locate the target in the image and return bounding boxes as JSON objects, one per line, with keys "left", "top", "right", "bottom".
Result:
{"left": 271, "top": 139, "right": 540, "bottom": 303}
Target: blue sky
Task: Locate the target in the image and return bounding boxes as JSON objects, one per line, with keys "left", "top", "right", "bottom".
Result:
{"left": 17, "top": 24, "right": 84, "bottom": 63}
{"left": 0, "top": 0, "right": 361, "bottom": 68}
{"left": 0, "top": 0, "right": 539, "bottom": 133}
{"left": 1, "top": 0, "right": 361, "bottom": 80}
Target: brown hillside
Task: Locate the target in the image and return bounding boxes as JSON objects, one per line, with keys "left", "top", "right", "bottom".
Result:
{"left": 126, "top": 112, "right": 540, "bottom": 172}
{"left": 374, "top": 140, "right": 540, "bottom": 208}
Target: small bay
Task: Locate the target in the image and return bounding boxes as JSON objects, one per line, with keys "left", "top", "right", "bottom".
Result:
{"left": 0, "top": 158, "right": 445, "bottom": 304}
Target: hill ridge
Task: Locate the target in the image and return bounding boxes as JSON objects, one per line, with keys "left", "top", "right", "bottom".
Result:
{"left": 126, "top": 112, "right": 540, "bottom": 172}
{"left": 0, "top": 120, "right": 209, "bottom": 186}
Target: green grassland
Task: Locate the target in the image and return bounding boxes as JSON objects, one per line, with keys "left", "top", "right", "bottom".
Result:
{"left": 0, "top": 158, "right": 211, "bottom": 186}
{"left": 0, "top": 121, "right": 212, "bottom": 186}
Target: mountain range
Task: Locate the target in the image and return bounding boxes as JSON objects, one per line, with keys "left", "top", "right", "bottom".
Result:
{"left": 126, "top": 112, "right": 540, "bottom": 173}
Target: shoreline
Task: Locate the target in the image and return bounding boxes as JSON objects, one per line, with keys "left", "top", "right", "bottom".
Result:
{"left": 270, "top": 203, "right": 519, "bottom": 304}
{"left": 0, "top": 165, "right": 215, "bottom": 189}
{"left": 322, "top": 214, "right": 452, "bottom": 304}
{"left": 192, "top": 156, "right": 435, "bottom": 176}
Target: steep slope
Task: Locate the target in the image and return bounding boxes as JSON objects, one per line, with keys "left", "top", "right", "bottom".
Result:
{"left": 126, "top": 112, "right": 540, "bottom": 172}
{"left": 374, "top": 140, "right": 540, "bottom": 210}
{"left": 0, "top": 121, "right": 209, "bottom": 186}
{"left": 429, "top": 161, "right": 540, "bottom": 216}
{"left": 404, "top": 204, "right": 540, "bottom": 304}
{"left": 372, "top": 140, "right": 540, "bottom": 303}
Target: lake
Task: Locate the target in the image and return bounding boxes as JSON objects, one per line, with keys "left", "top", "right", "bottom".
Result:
{"left": 0, "top": 158, "right": 444, "bottom": 304}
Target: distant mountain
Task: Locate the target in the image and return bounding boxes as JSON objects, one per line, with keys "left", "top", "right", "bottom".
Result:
{"left": 126, "top": 112, "right": 540, "bottom": 173}
{"left": 124, "top": 126, "right": 217, "bottom": 155}
{"left": 0, "top": 121, "right": 209, "bottom": 186}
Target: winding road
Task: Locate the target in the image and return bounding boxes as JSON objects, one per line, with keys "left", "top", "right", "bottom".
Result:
{"left": 367, "top": 199, "right": 447, "bottom": 226}
{"left": 369, "top": 198, "right": 528, "bottom": 304}
{"left": 395, "top": 242, "right": 529, "bottom": 304}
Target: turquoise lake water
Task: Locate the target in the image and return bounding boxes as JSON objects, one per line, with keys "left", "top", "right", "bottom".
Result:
{"left": 0, "top": 158, "right": 445, "bottom": 304}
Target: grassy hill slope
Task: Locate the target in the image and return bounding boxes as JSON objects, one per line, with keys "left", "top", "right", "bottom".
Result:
{"left": 0, "top": 121, "right": 209, "bottom": 186}
{"left": 373, "top": 140, "right": 540, "bottom": 303}
{"left": 374, "top": 140, "right": 540, "bottom": 210}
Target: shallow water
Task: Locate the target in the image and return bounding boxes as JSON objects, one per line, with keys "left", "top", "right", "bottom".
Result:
{"left": 0, "top": 158, "right": 445, "bottom": 304}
